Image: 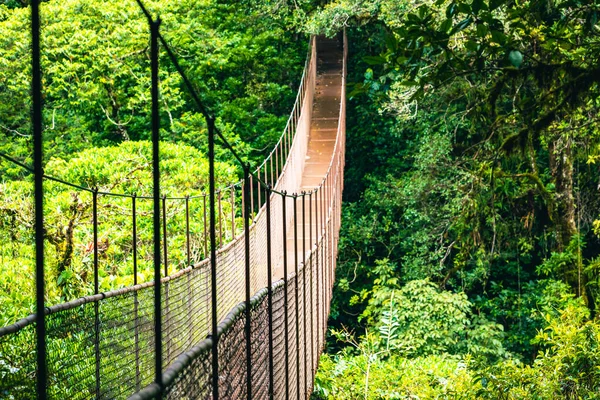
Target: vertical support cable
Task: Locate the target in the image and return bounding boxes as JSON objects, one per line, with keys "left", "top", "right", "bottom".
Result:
{"left": 132, "top": 194, "right": 141, "bottom": 392}
{"left": 281, "top": 192, "right": 289, "bottom": 400}
{"left": 150, "top": 16, "right": 163, "bottom": 397}
{"left": 275, "top": 146, "right": 279, "bottom": 178}
{"left": 250, "top": 174, "right": 254, "bottom": 218}
{"left": 231, "top": 187, "right": 236, "bottom": 239}
{"left": 31, "top": 1, "right": 47, "bottom": 397}
{"left": 320, "top": 187, "right": 325, "bottom": 338}
{"left": 243, "top": 165, "right": 252, "bottom": 400}
{"left": 314, "top": 188, "right": 320, "bottom": 350}
{"left": 293, "top": 194, "right": 300, "bottom": 400}
{"left": 281, "top": 126, "right": 290, "bottom": 159}
{"left": 132, "top": 195, "right": 138, "bottom": 283}
{"left": 92, "top": 189, "right": 100, "bottom": 399}
{"left": 328, "top": 176, "right": 332, "bottom": 300}
{"left": 270, "top": 157, "right": 274, "bottom": 188}
{"left": 325, "top": 178, "right": 329, "bottom": 299}
{"left": 185, "top": 196, "right": 193, "bottom": 351}
{"left": 257, "top": 169, "right": 261, "bottom": 210}
{"left": 185, "top": 196, "right": 191, "bottom": 267}
{"left": 208, "top": 118, "right": 219, "bottom": 400}
{"left": 242, "top": 180, "right": 246, "bottom": 220}
{"left": 218, "top": 191, "right": 223, "bottom": 246}
{"left": 162, "top": 194, "right": 170, "bottom": 365}
{"left": 324, "top": 180, "right": 328, "bottom": 304}
{"left": 264, "top": 167, "right": 268, "bottom": 194}
{"left": 266, "top": 185, "right": 274, "bottom": 400}
{"left": 279, "top": 143, "right": 284, "bottom": 175}
{"left": 287, "top": 124, "right": 292, "bottom": 156}
{"left": 283, "top": 127, "right": 287, "bottom": 163}
{"left": 162, "top": 195, "right": 168, "bottom": 276}
{"left": 203, "top": 194, "right": 208, "bottom": 258}
{"left": 308, "top": 191, "right": 314, "bottom": 379}
{"left": 323, "top": 186, "right": 328, "bottom": 328}
{"left": 301, "top": 192, "right": 307, "bottom": 396}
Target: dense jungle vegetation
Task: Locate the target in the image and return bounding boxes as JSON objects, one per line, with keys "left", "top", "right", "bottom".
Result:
{"left": 304, "top": 0, "right": 600, "bottom": 398}
{"left": 0, "top": 0, "right": 307, "bottom": 323}
{"left": 2, "top": 0, "right": 600, "bottom": 398}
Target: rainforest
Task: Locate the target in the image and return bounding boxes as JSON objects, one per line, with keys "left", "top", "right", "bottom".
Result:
{"left": 2, "top": 0, "right": 600, "bottom": 398}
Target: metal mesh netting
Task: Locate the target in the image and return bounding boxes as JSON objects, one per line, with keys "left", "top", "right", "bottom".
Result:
{"left": 286, "top": 275, "right": 298, "bottom": 400}
{"left": 1, "top": 32, "right": 346, "bottom": 400}
{"left": 217, "top": 304, "right": 247, "bottom": 398}
{"left": 0, "top": 263, "right": 216, "bottom": 399}
{"left": 271, "top": 281, "right": 287, "bottom": 399}
{"left": 250, "top": 290, "right": 269, "bottom": 400}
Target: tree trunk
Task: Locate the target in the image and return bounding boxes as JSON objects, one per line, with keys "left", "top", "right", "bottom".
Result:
{"left": 548, "top": 135, "right": 588, "bottom": 305}
{"left": 549, "top": 136, "right": 577, "bottom": 250}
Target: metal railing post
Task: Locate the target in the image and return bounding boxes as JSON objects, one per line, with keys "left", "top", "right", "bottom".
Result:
{"left": 150, "top": 16, "right": 164, "bottom": 397}
{"left": 203, "top": 194, "right": 208, "bottom": 258}
{"left": 293, "top": 194, "right": 300, "bottom": 400}
{"left": 218, "top": 191, "right": 223, "bottom": 246}
{"left": 132, "top": 194, "right": 141, "bottom": 392}
{"left": 243, "top": 166, "right": 252, "bottom": 399}
{"left": 162, "top": 195, "right": 168, "bottom": 276}
{"left": 266, "top": 185, "right": 274, "bottom": 400}
{"left": 231, "top": 187, "right": 236, "bottom": 239}
{"left": 31, "top": 0, "right": 47, "bottom": 396}
{"left": 185, "top": 196, "right": 191, "bottom": 266}
{"left": 93, "top": 189, "right": 101, "bottom": 399}
{"left": 281, "top": 191, "right": 289, "bottom": 400}
{"left": 302, "top": 192, "right": 307, "bottom": 396}
{"left": 208, "top": 118, "right": 219, "bottom": 399}
{"left": 314, "top": 189, "right": 320, "bottom": 352}
{"left": 308, "top": 191, "right": 314, "bottom": 378}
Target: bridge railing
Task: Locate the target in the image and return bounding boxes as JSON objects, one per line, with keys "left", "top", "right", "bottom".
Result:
{"left": 0, "top": 0, "right": 345, "bottom": 396}
{"left": 131, "top": 31, "right": 346, "bottom": 400}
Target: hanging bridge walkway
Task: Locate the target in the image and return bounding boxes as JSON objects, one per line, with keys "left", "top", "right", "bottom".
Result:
{"left": 0, "top": 4, "right": 347, "bottom": 398}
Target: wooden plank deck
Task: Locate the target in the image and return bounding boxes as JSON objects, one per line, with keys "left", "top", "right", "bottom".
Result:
{"left": 274, "top": 36, "right": 343, "bottom": 279}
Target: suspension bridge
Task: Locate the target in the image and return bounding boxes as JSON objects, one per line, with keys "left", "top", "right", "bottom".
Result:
{"left": 0, "top": 3, "right": 346, "bottom": 399}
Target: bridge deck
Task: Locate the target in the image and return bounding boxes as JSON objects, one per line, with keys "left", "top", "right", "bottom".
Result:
{"left": 274, "top": 36, "right": 343, "bottom": 278}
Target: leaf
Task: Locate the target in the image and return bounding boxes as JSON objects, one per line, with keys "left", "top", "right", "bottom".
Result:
{"left": 452, "top": 17, "right": 473, "bottom": 34}
{"left": 476, "top": 23, "right": 488, "bottom": 37}
{"left": 401, "top": 80, "right": 419, "bottom": 87}
{"left": 491, "top": 30, "right": 507, "bottom": 45}
{"left": 384, "top": 34, "right": 398, "bottom": 52}
{"left": 490, "top": 0, "right": 505, "bottom": 10}
{"left": 457, "top": 3, "right": 471, "bottom": 14}
{"left": 407, "top": 13, "right": 421, "bottom": 23}
{"left": 472, "top": 0, "right": 485, "bottom": 14}
{"left": 508, "top": 50, "right": 523, "bottom": 67}
{"left": 363, "top": 56, "right": 386, "bottom": 65}
{"left": 446, "top": 3, "right": 457, "bottom": 18}
{"left": 465, "top": 40, "right": 479, "bottom": 51}
{"left": 440, "top": 18, "right": 453, "bottom": 33}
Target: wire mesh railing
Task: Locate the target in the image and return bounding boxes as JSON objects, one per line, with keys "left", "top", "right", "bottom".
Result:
{"left": 0, "top": 0, "right": 346, "bottom": 398}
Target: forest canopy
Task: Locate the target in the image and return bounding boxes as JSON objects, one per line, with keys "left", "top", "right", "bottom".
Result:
{"left": 2, "top": 0, "right": 600, "bottom": 397}
{"left": 303, "top": 0, "right": 600, "bottom": 398}
{"left": 0, "top": 0, "right": 308, "bottom": 323}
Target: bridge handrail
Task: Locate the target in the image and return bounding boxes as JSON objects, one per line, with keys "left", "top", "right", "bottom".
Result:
{"left": 0, "top": 37, "right": 316, "bottom": 338}
{"left": 130, "top": 30, "right": 347, "bottom": 400}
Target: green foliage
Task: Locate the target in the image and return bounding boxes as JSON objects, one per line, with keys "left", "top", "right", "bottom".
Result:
{"left": 0, "top": 0, "right": 311, "bottom": 323}
{"left": 316, "top": 304, "right": 600, "bottom": 400}
{"left": 477, "top": 302, "right": 600, "bottom": 399}
{"left": 348, "top": 278, "right": 506, "bottom": 361}
{"left": 308, "top": 0, "right": 600, "bottom": 397}
{"left": 0, "top": 0, "right": 307, "bottom": 178}
{"left": 0, "top": 141, "right": 237, "bottom": 324}
{"left": 314, "top": 351, "right": 479, "bottom": 399}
